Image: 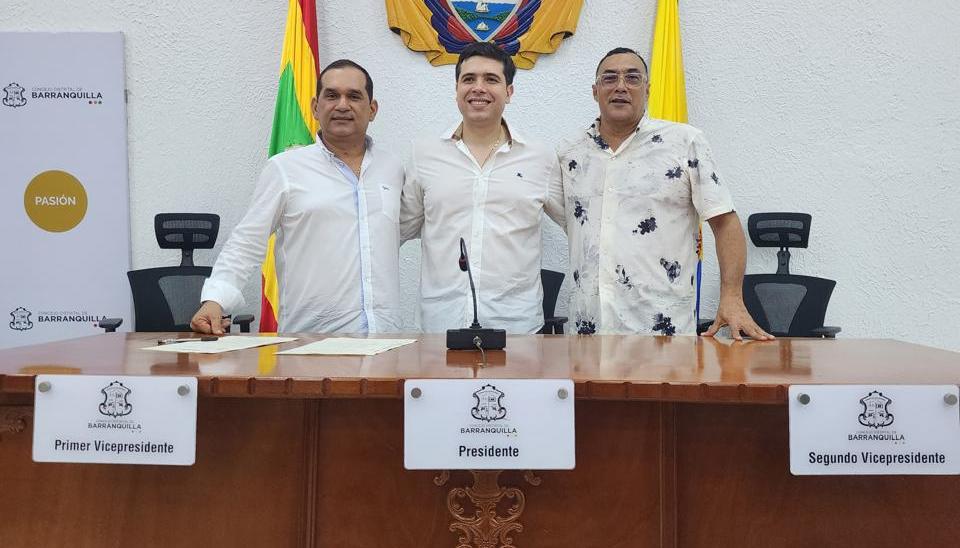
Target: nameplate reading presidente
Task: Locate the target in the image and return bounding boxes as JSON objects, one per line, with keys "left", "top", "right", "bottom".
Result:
{"left": 32, "top": 374, "right": 197, "bottom": 466}
{"left": 404, "top": 379, "right": 575, "bottom": 470}
{"left": 789, "top": 385, "right": 960, "bottom": 475}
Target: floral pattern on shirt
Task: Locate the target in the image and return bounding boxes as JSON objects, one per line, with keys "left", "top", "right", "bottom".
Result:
{"left": 557, "top": 114, "right": 735, "bottom": 335}
{"left": 652, "top": 313, "right": 677, "bottom": 336}
{"left": 633, "top": 217, "right": 657, "bottom": 235}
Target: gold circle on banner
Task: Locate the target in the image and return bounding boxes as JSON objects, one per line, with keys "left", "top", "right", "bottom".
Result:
{"left": 23, "top": 170, "right": 88, "bottom": 232}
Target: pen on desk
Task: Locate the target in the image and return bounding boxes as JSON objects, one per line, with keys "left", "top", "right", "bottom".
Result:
{"left": 157, "top": 336, "right": 219, "bottom": 345}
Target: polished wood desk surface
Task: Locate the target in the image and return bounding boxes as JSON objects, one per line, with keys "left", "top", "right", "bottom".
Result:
{"left": 0, "top": 333, "right": 957, "bottom": 402}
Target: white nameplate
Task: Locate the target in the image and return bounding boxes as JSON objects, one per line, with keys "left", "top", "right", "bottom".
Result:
{"left": 789, "top": 385, "right": 960, "bottom": 475}
{"left": 404, "top": 379, "right": 575, "bottom": 470}
{"left": 33, "top": 375, "right": 197, "bottom": 466}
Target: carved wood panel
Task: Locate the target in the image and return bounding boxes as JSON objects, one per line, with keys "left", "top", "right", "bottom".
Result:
{"left": 0, "top": 406, "right": 31, "bottom": 441}
{"left": 436, "top": 470, "right": 542, "bottom": 548}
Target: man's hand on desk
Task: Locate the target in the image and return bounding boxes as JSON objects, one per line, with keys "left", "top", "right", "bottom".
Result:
{"left": 190, "top": 301, "right": 230, "bottom": 335}
{"left": 702, "top": 295, "right": 775, "bottom": 341}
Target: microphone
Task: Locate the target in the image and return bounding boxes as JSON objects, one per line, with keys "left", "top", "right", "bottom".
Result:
{"left": 446, "top": 237, "right": 507, "bottom": 350}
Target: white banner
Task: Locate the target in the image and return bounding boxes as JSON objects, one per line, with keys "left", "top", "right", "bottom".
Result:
{"left": 0, "top": 32, "right": 131, "bottom": 348}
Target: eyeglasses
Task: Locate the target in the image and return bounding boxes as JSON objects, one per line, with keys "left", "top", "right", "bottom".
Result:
{"left": 596, "top": 71, "right": 646, "bottom": 89}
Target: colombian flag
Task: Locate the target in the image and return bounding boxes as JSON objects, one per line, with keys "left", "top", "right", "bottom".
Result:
{"left": 260, "top": 0, "right": 319, "bottom": 332}
{"left": 647, "top": 0, "right": 702, "bottom": 322}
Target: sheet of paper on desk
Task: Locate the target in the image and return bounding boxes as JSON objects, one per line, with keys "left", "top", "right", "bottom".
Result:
{"left": 142, "top": 336, "right": 298, "bottom": 354}
{"left": 276, "top": 338, "right": 417, "bottom": 356}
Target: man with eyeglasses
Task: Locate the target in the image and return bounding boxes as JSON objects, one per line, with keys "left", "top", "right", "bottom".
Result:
{"left": 557, "top": 47, "right": 772, "bottom": 340}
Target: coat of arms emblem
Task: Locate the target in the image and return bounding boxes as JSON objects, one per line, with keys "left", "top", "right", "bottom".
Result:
{"left": 858, "top": 390, "right": 894, "bottom": 429}
{"left": 386, "top": 0, "right": 584, "bottom": 68}
{"left": 99, "top": 381, "right": 133, "bottom": 418}
{"left": 9, "top": 307, "right": 33, "bottom": 331}
{"left": 3, "top": 82, "right": 27, "bottom": 108}
{"left": 471, "top": 383, "right": 507, "bottom": 422}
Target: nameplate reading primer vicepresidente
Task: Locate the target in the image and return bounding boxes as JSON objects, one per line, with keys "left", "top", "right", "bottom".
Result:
{"left": 404, "top": 379, "right": 575, "bottom": 470}
{"left": 33, "top": 375, "right": 197, "bottom": 466}
{"left": 789, "top": 385, "right": 960, "bottom": 475}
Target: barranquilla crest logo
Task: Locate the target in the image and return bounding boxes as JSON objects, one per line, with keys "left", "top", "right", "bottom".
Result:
{"left": 858, "top": 390, "right": 894, "bottom": 429}
{"left": 99, "top": 381, "right": 133, "bottom": 418}
{"left": 385, "top": 0, "right": 584, "bottom": 68}
{"left": 9, "top": 307, "right": 33, "bottom": 331}
{"left": 471, "top": 383, "right": 507, "bottom": 422}
{"left": 3, "top": 82, "right": 27, "bottom": 107}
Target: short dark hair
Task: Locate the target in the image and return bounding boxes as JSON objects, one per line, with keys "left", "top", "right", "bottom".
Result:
{"left": 455, "top": 42, "right": 516, "bottom": 85}
{"left": 595, "top": 47, "right": 648, "bottom": 77}
{"left": 317, "top": 59, "right": 374, "bottom": 100}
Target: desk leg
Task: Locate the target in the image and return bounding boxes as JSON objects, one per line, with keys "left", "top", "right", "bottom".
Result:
{"left": 435, "top": 469, "right": 541, "bottom": 548}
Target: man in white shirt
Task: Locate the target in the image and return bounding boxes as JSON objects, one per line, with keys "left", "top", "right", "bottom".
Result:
{"left": 191, "top": 60, "right": 403, "bottom": 335}
{"left": 558, "top": 47, "right": 772, "bottom": 340}
{"left": 400, "top": 42, "right": 564, "bottom": 334}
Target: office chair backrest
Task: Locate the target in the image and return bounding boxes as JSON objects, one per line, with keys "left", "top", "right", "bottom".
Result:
{"left": 155, "top": 213, "right": 219, "bottom": 267}
{"left": 129, "top": 213, "right": 220, "bottom": 332}
{"left": 128, "top": 266, "right": 212, "bottom": 331}
{"left": 743, "top": 274, "right": 836, "bottom": 337}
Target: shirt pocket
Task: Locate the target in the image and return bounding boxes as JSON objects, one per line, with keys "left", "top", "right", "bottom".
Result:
{"left": 378, "top": 182, "right": 401, "bottom": 222}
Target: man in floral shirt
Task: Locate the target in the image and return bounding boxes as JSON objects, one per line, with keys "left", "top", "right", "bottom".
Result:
{"left": 557, "top": 47, "right": 772, "bottom": 340}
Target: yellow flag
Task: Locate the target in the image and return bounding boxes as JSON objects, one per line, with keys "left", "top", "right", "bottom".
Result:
{"left": 648, "top": 0, "right": 687, "bottom": 123}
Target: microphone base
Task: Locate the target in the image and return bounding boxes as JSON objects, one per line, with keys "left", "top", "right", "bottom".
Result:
{"left": 446, "top": 328, "right": 507, "bottom": 350}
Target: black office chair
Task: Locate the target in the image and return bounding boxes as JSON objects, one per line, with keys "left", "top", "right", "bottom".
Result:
{"left": 99, "top": 213, "right": 253, "bottom": 333}
{"left": 540, "top": 269, "right": 568, "bottom": 334}
{"left": 698, "top": 213, "right": 840, "bottom": 338}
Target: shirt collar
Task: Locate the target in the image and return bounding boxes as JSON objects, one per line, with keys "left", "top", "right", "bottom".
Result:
{"left": 586, "top": 112, "right": 650, "bottom": 151}
{"left": 315, "top": 133, "right": 374, "bottom": 158}
{"left": 442, "top": 118, "right": 525, "bottom": 146}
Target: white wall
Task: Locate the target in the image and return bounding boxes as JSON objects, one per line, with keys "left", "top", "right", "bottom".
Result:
{"left": 4, "top": 1, "right": 959, "bottom": 351}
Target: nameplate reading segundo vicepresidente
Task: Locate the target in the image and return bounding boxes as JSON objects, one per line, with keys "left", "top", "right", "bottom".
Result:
{"left": 789, "top": 384, "right": 960, "bottom": 475}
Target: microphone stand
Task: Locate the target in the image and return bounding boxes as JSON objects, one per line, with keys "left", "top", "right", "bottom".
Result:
{"left": 446, "top": 237, "right": 507, "bottom": 351}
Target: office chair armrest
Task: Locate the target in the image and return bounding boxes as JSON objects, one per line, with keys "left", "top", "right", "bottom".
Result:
{"left": 98, "top": 318, "right": 123, "bottom": 333}
{"left": 810, "top": 326, "right": 841, "bottom": 338}
{"left": 697, "top": 318, "right": 714, "bottom": 335}
{"left": 233, "top": 314, "right": 255, "bottom": 333}
{"left": 544, "top": 316, "right": 568, "bottom": 335}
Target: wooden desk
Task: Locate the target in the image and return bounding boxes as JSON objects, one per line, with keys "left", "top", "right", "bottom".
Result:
{"left": 1, "top": 334, "right": 958, "bottom": 547}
